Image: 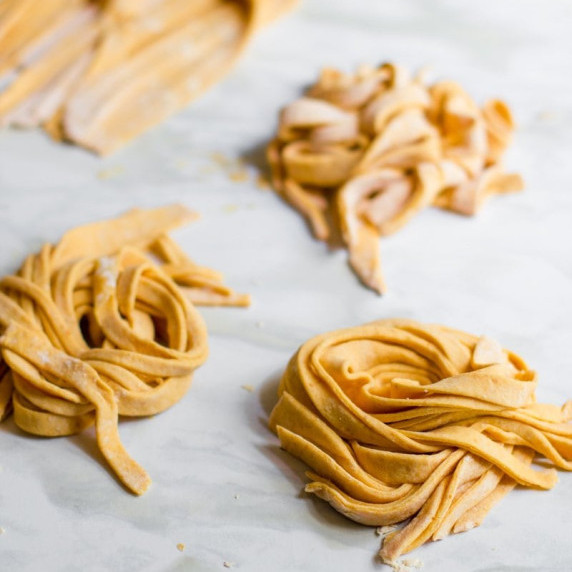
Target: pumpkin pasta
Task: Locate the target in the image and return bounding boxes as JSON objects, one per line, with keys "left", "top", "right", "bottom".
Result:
{"left": 0, "top": 0, "right": 296, "bottom": 154}
{"left": 267, "top": 64, "right": 523, "bottom": 294}
{"left": 0, "top": 204, "right": 249, "bottom": 494}
{"left": 269, "top": 319, "right": 572, "bottom": 564}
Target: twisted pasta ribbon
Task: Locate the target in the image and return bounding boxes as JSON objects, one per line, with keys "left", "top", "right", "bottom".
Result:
{"left": 269, "top": 319, "right": 572, "bottom": 564}
{"left": 0, "top": 205, "right": 249, "bottom": 494}
{"left": 268, "top": 64, "right": 524, "bottom": 294}
{"left": 0, "top": 0, "right": 296, "bottom": 154}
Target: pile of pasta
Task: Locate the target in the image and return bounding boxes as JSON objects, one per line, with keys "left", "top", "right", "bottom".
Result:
{"left": 268, "top": 64, "right": 524, "bottom": 294}
{"left": 0, "top": 0, "right": 296, "bottom": 154}
{"left": 269, "top": 319, "right": 572, "bottom": 565}
{"left": 0, "top": 204, "right": 249, "bottom": 495}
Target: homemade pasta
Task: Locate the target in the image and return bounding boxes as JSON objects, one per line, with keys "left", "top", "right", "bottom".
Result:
{"left": 269, "top": 319, "right": 572, "bottom": 564}
{"left": 0, "top": 0, "right": 296, "bottom": 154}
{"left": 0, "top": 204, "right": 249, "bottom": 494}
{"left": 268, "top": 64, "right": 523, "bottom": 293}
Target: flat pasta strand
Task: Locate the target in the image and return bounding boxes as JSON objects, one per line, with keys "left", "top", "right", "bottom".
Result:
{"left": 0, "top": 0, "right": 297, "bottom": 154}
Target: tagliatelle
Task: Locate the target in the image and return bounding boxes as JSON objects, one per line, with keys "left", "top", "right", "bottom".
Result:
{"left": 269, "top": 319, "right": 572, "bottom": 565}
{"left": 268, "top": 64, "right": 524, "bottom": 294}
{"left": 0, "top": 205, "right": 249, "bottom": 494}
{"left": 0, "top": 0, "right": 296, "bottom": 154}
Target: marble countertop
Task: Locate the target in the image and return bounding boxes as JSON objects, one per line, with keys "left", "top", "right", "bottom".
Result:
{"left": 1, "top": 1, "right": 571, "bottom": 570}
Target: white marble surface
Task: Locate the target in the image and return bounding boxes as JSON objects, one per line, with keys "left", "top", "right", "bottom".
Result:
{"left": 1, "top": 1, "right": 572, "bottom": 570}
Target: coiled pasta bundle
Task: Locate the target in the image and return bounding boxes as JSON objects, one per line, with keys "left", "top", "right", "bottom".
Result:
{"left": 0, "top": 205, "right": 249, "bottom": 494}
{"left": 269, "top": 319, "right": 572, "bottom": 564}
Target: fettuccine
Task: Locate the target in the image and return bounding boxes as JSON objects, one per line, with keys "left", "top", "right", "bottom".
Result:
{"left": 0, "top": 0, "right": 296, "bottom": 154}
{"left": 0, "top": 204, "right": 249, "bottom": 494}
{"left": 268, "top": 64, "right": 523, "bottom": 293}
{"left": 269, "top": 319, "right": 572, "bottom": 564}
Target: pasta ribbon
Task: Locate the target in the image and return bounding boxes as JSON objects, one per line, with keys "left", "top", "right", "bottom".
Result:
{"left": 0, "top": 0, "right": 296, "bottom": 154}
{"left": 0, "top": 205, "right": 249, "bottom": 494}
{"left": 269, "top": 319, "right": 572, "bottom": 564}
{"left": 268, "top": 64, "right": 523, "bottom": 293}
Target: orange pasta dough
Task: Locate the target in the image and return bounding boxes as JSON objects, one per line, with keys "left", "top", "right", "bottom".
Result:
{"left": 269, "top": 319, "right": 571, "bottom": 565}
{"left": 0, "top": 204, "right": 249, "bottom": 494}
{"left": 268, "top": 64, "right": 523, "bottom": 294}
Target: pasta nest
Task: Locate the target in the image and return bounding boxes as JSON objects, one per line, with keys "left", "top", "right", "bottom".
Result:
{"left": 0, "top": 205, "right": 249, "bottom": 494}
{"left": 269, "top": 319, "right": 572, "bottom": 563}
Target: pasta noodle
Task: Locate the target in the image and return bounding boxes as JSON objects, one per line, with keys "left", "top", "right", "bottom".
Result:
{"left": 267, "top": 64, "right": 524, "bottom": 294}
{"left": 0, "top": 0, "right": 296, "bottom": 154}
{"left": 0, "top": 204, "right": 249, "bottom": 494}
{"left": 269, "top": 319, "right": 572, "bottom": 564}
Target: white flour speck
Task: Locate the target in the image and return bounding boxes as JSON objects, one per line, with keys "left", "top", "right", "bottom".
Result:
{"left": 97, "top": 257, "right": 116, "bottom": 287}
{"left": 36, "top": 350, "right": 50, "bottom": 365}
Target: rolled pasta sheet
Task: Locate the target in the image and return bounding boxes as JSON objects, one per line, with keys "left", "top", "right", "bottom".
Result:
{"left": 267, "top": 64, "right": 524, "bottom": 294}
{"left": 0, "top": 0, "right": 297, "bottom": 153}
{"left": 0, "top": 204, "right": 250, "bottom": 495}
{"left": 268, "top": 319, "right": 572, "bottom": 564}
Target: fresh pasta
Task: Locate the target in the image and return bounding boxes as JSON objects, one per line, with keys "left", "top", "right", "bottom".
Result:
{"left": 268, "top": 64, "right": 523, "bottom": 294}
{"left": 0, "top": 0, "right": 296, "bottom": 154}
{"left": 269, "top": 319, "right": 572, "bottom": 565}
{"left": 0, "top": 204, "right": 249, "bottom": 494}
